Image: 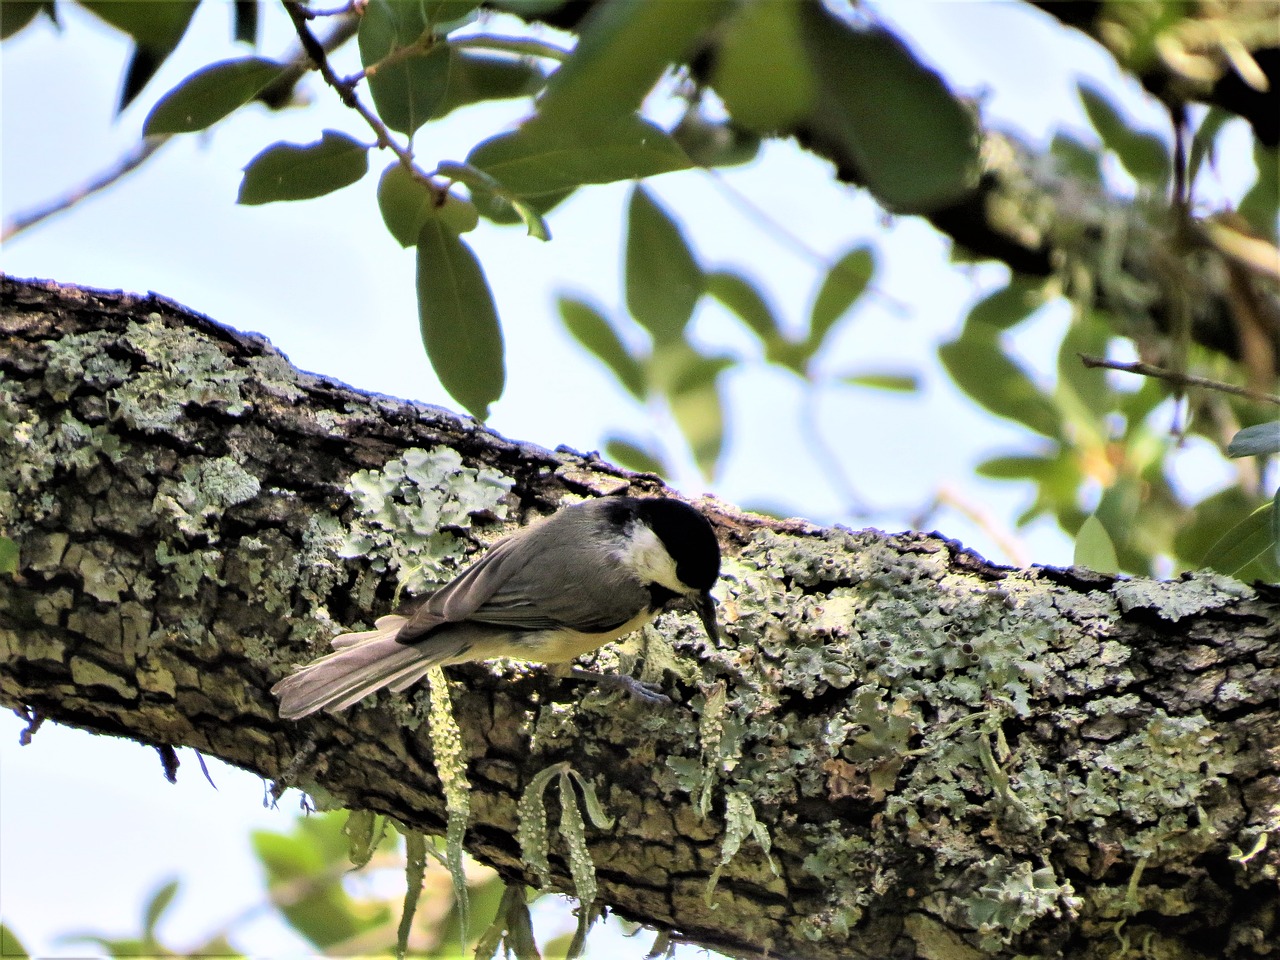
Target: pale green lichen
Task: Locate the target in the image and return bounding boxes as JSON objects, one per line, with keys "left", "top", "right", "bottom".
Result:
{"left": 516, "top": 761, "right": 613, "bottom": 914}
{"left": 339, "top": 446, "right": 513, "bottom": 596}
{"left": 153, "top": 457, "right": 261, "bottom": 540}
{"left": 1113, "top": 571, "right": 1253, "bottom": 621}
{"left": 706, "top": 790, "right": 778, "bottom": 906}
{"left": 964, "top": 858, "right": 1080, "bottom": 951}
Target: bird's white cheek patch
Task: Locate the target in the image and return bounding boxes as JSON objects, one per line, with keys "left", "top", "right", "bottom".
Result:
{"left": 625, "top": 523, "right": 685, "bottom": 593}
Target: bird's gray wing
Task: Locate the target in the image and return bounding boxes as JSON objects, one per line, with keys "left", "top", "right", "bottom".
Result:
{"left": 398, "top": 506, "right": 649, "bottom": 642}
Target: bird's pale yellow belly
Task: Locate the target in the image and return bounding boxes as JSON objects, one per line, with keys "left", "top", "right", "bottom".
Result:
{"left": 512, "top": 608, "right": 659, "bottom": 663}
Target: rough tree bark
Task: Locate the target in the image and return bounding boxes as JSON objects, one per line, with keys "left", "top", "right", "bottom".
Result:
{"left": 1, "top": 276, "right": 1277, "bottom": 959}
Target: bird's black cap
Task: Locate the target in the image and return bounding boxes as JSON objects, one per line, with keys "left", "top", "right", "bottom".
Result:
{"left": 634, "top": 497, "right": 721, "bottom": 591}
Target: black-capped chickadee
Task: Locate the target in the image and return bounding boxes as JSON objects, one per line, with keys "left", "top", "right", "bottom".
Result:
{"left": 273, "top": 496, "right": 721, "bottom": 719}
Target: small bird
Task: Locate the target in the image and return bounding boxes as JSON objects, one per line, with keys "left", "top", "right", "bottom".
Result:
{"left": 273, "top": 495, "right": 721, "bottom": 719}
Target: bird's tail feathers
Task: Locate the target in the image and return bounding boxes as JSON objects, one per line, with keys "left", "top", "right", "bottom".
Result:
{"left": 272, "top": 614, "right": 445, "bottom": 719}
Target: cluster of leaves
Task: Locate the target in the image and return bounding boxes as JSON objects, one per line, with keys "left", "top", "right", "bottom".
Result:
{"left": 1, "top": 0, "right": 979, "bottom": 428}
{"left": 942, "top": 82, "right": 1279, "bottom": 579}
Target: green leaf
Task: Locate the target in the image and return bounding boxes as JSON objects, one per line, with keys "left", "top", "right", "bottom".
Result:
{"left": 378, "top": 163, "right": 477, "bottom": 245}
{"left": 605, "top": 436, "right": 668, "bottom": 476}
{"left": 1239, "top": 145, "right": 1279, "bottom": 241}
{"left": 143, "top": 879, "right": 180, "bottom": 938}
{"left": 797, "top": 6, "right": 978, "bottom": 213}
{"left": 1, "top": 923, "right": 30, "bottom": 959}
{"left": 1198, "top": 501, "right": 1278, "bottom": 579}
{"left": 467, "top": 113, "right": 691, "bottom": 198}
{"left": 1188, "top": 106, "right": 1233, "bottom": 185}
{"left": 359, "top": 0, "right": 450, "bottom": 135}
{"left": 232, "top": 0, "right": 257, "bottom": 45}
{"left": 1, "top": 1, "right": 55, "bottom": 40}
{"left": 650, "top": 345, "right": 731, "bottom": 479}
{"left": 434, "top": 51, "right": 547, "bottom": 118}
{"left": 1075, "top": 514, "right": 1119, "bottom": 574}
{"left": 0, "top": 536, "right": 18, "bottom": 575}
{"left": 966, "top": 279, "right": 1045, "bottom": 332}
{"left": 144, "top": 57, "right": 284, "bottom": 135}
{"left": 1050, "top": 132, "right": 1103, "bottom": 184}
{"left": 81, "top": 0, "right": 198, "bottom": 111}
{"left": 416, "top": 220, "right": 505, "bottom": 419}
{"left": 1227, "top": 422, "right": 1280, "bottom": 458}
{"left": 625, "top": 186, "right": 703, "bottom": 344}
{"left": 706, "top": 270, "right": 778, "bottom": 342}
{"left": 238, "top": 130, "right": 369, "bottom": 205}
{"left": 397, "top": 829, "right": 428, "bottom": 960}
{"left": 839, "top": 370, "right": 920, "bottom": 393}
{"left": 424, "top": 0, "right": 480, "bottom": 28}
{"left": 976, "top": 455, "right": 1061, "bottom": 481}
{"left": 809, "top": 245, "right": 874, "bottom": 349}
{"left": 558, "top": 296, "right": 646, "bottom": 399}
{"left": 1078, "top": 82, "right": 1171, "bottom": 192}
{"left": 939, "top": 331, "right": 1062, "bottom": 440}
{"left": 1274, "top": 487, "right": 1280, "bottom": 572}
{"left": 712, "top": 0, "right": 814, "bottom": 132}
{"left": 435, "top": 160, "right": 550, "bottom": 239}
{"left": 535, "top": 0, "right": 730, "bottom": 128}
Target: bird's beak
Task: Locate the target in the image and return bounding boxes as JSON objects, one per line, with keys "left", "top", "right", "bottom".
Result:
{"left": 693, "top": 591, "right": 720, "bottom": 644}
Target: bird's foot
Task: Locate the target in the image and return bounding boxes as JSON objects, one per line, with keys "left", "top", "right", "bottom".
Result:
{"left": 568, "top": 667, "right": 673, "bottom": 705}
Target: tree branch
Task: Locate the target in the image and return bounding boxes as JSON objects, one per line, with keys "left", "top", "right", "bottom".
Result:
{"left": 2, "top": 276, "right": 1277, "bottom": 959}
{"left": 1080, "top": 353, "right": 1280, "bottom": 406}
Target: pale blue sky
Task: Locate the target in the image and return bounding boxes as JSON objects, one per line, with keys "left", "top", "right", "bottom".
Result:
{"left": 0, "top": 2, "right": 1256, "bottom": 955}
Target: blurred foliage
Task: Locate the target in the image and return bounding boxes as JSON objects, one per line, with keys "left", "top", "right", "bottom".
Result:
{"left": 6, "top": 809, "right": 535, "bottom": 958}
{"left": 4, "top": 0, "right": 1275, "bottom": 578}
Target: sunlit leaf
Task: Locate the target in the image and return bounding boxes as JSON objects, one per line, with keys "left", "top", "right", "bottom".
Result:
{"left": 797, "top": 6, "right": 978, "bottom": 213}
{"left": 605, "top": 436, "right": 668, "bottom": 476}
{"left": 144, "top": 57, "right": 284, "bottom": 135}
{"left": 417, "top": 220, "right": 505, "bottom": 419}
{"left": 1226, "top": 421, "right": 1280, "bottom": 458}
{"left": 468, "top": 113, "right": 691, "bottom": 198}
{"left": 706, "top": 270, "right": 778, "bottom": 342}
{"left": 238, "top": 131, "right": 368, "bottom": 205}
{"left": 625, "top": 186, "right": 703, "bottom": 344}
{"left": 939, "top": 332, "right": 1062, "bottom": 440}
{"left": 712, "top": 0, "right": 814, "bottom": 132}
{"left": 1074, "top": 514, "right": 1119, "bottom": 574}
{"left": 558, "top": 296, "right": 646, "bottom": 399}
{"left": 378, "top": 163, "right": 477, "bottom": 246}
{"left": 810, "top": 245, "right": 873, "bottom": 349}
{"left": 359, "top": 0, "right": 450, "bottom": 135}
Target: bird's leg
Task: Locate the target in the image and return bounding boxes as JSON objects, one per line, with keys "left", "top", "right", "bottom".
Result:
{"left": 566, "top": 666, "right": 673, "bottom": 705}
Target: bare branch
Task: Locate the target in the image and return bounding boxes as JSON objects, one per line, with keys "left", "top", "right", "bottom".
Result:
{"left": 1079, "top": 353, "right": 1280, "bottom": 405}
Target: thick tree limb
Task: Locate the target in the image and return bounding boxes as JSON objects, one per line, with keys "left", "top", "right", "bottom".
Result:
{"left": 1, "top": 276, "right": 1277, "bottom": 959}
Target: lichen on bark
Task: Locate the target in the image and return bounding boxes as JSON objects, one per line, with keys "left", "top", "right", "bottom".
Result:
{"left": 1, "top": 277, "right": 1277, "bottom": 959}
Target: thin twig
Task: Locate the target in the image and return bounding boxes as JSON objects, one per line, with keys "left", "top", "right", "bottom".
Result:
{"left": 2, "top": 137, "right": 168, "bottom": 242}
{"left": 281, "top": 0, "right": 420, "bottom": 176}
{"left": 1079, "top": 354, "right": 1280, "bottom": 406}
{"left": 932, "top": 483, "right": 1031, "bottom": 568}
